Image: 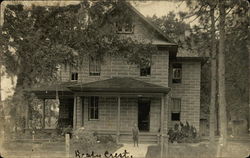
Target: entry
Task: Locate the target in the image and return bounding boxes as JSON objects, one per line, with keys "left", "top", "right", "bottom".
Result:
{"left": 138, "top": 98, "right": 150, "bottom": 131}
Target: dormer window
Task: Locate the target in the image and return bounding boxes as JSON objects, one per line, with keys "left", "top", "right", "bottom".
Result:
{"left": 116, "top": 22, "right": 134, "bottom": 34}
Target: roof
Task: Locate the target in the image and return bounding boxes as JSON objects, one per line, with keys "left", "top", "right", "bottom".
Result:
{"left": 108, "top": 2, "right": 178, "bottom": 51}
{"left": 28, "top": 82, "right": 75, "bottom": 92}
{"left": 68, "top": 77, "right": 170, "bottom": 94}
{"left": 28, "top": 78, "right": 170, "bottom": 99}
{"left": 27, "top": 82, "right": 75, "bottom": 99}
{"left": 125, "top": 2, "right": 177, "bottom": 46}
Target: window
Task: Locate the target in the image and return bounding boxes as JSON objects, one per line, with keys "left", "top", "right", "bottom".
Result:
{"left": 71, "top": 72, "right": 78, "bottom": 81}
{"left": 172, "top": 63, "right": 182, "bottom": 83}
{"left": 171, "top": 98, "right": 181, "bottom": 121}
{"left": 115, "top": 22, "right": 134, "bottom": 34}
{"left": 89, "top": 56, "right": 101, "bottom": 76}
{"left": 88, "top": 96, "right": 99, "bottom": 120}
{"left": 140, "top": 66, "right": 151, "bottom": 76}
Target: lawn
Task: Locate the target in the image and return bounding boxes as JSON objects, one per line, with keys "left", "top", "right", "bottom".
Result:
{"left": 146, "top": 141, "right": 250, "bottom": 158}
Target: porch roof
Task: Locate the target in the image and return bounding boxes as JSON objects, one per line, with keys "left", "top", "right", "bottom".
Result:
{"left": 27, "top": 82, "right": 75, "bottom": 99}
{"left": 28, "top": 77, "right": 170, "bottom": 99}
{"left": 68, "top": 77, "right": 170, "bottom": 94}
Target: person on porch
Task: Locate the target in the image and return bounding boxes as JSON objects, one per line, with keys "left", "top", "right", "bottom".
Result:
{"left": 132, "top": 123, "right": 139, "bottom": 147}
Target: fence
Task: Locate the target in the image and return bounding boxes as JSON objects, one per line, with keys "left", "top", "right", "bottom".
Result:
{"left": 0, "top": 130, "right": 72, "bottom": 158}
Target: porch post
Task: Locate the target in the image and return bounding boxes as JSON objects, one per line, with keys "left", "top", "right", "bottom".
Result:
{"left": 116, "top": 96, "right": 121, "bottom": 143}
{"left": 42, "top": 99, "right": 46, "bottom": 129}
{"left": 160, "top": 95, "right": 165, "bottom": 158}
{"left": 73, "top": 96, "right": 77, "bottom": 129}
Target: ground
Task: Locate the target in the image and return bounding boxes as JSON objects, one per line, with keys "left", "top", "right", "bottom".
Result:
{"left": 1, "top": 140, "right": 250, "bottom": 158}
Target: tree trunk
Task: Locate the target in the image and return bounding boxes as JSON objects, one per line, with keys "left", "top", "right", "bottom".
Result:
{"left": 209, "top": 6, "right": 216, "bottom": 143}
{"left": 218, "top": 0, "right": 227, "bottom": 147}
{"left": 11, "top": 72, "right": 29, "bottom": 131}
{"left": 248, "top": 5, "right": 250, "bottom": 134}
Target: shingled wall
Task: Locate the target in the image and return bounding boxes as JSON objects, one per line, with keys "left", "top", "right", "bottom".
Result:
{"left": 169, "top": 61, "right": 201, "bottom": 130}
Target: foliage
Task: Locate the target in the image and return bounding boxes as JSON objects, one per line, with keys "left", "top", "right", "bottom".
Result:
{"left": 0, "top": 1, "right": 157, "bottom": 130}
{"left": 71, "top": 128, "right": 98, "bottom": 153}
{"left": 96, "top": 134, "right": 117, "bottom": 150}
{"left": 149, "top": 12, "right": 192, "bottom": 50}
{"left": 96, "top": 134, "right": 116, "bottom": 144}
{"left": 167, "top": 122, "right": 200, "bottom": 143}
{"left": 184, "top": 0, "right": 249, "bottom": 129}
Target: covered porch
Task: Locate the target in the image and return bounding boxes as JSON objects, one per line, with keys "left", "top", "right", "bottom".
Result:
{"left": 68, "top": 77, "right": 170, "bottom": 144}
{"left": 30, "top": 77, "right": 170, "bottom": 144}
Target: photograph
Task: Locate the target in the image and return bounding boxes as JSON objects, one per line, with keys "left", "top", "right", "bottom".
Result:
{"left": 0, "top": 0, "right": 249, "bottom": 158}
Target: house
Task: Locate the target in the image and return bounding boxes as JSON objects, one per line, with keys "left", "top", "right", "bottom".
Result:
{"left": 30, "top": 2, "right": 202, "bottom": 143}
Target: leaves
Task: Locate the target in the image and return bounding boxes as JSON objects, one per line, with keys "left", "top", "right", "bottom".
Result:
{"left": 1, "top": 1, "right": 156, "bottom": 89}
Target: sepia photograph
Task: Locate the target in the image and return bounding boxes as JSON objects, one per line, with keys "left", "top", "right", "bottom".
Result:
{"left": 0, "top": 0, "right": 249, "bottom": 157}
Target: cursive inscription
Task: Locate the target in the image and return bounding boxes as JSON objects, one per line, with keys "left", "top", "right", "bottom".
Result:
{"left": 75, "top": 150, "right": 133, "bottom": 158}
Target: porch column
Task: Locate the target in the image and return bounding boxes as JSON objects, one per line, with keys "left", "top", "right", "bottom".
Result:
{"left": 25, "top": 103, "right": 29, "bottom": 130}
{"left": 160, "top": 95, "right": 165, "bottom": 158}
{"left": 116, "top": 96, "right": 121, "bottom": 143}
{"left": 42, "top": 99, "right": 46, "bottom": 129}
{"left": 73, "top": 96, "right": 77, "bottom": 129}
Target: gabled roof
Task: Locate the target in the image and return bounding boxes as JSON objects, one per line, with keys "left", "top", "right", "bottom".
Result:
{"left": 68, "top": 77, "right": 170, "bottom": 94}
{"left": 124, "top": 2, "right": 176, "bottom": 46}
{"left": 108, "top": 2, "right": 178, "bottom": 50}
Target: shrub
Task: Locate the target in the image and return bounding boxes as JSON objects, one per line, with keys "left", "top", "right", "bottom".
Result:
{"left": 168, "top": 121, "right": 200, "bottom": 143}
{"left": 70, "top": 128, "right": 97, "bottom": 153}
{"left": 97, "top": 135, "right": 116, "bottom": 144}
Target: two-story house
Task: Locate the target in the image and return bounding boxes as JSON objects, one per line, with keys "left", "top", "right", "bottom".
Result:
{"left": 30, "top": 2, "right": 202, "bottom": 143}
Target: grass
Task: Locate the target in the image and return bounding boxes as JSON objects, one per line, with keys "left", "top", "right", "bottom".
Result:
{"left": 145, "top": 141, "right": 250, "bottom": 158}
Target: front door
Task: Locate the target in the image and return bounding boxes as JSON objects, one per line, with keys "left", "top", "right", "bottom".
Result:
{"left": 138, "top": 98, "right": 150, "bottom": 131}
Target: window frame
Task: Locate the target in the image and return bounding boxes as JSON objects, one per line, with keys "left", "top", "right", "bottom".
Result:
{"left": 115, "top": 22, "right": 134, "bottom": 34}
{"left": 140, "top": 65, "right": 151, "bottom": 77}
{"left": 171, "top": 98, "right": 181, "bottom": 121}
{"left": 89, "top": 56, "right": 101, "bottom": 76}
{"left": 88, "top": 96, "right": 99, "bottom": 120}
{"left": 71, "top": 72, "right": 78, "bottom": 81}
{"left": 172, "top": 63, "right": 182, "bottom": 83}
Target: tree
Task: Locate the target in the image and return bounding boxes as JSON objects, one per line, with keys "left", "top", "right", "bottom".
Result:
{"left": 208, "top": 1, "right": 217, "bottom": 143}
{"left": 217, "top": 0, "right": 227, "bottom": 149}
{"left": 0, "top": 1, "right": 157, "bottom": 131}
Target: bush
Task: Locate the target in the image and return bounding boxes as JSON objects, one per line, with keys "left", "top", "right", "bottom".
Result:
{"left": 168, "top": 121, "right": 200, "bottom": 143}
{"left": 97, "top": 135, "right": 116, "bottom": 144}
{"left": 70, "top": 128, "right": 97, "bottom": 153}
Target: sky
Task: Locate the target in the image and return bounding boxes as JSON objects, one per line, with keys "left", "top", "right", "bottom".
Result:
{"left": 0, "top": 1, "right": 192, "bottom": 101}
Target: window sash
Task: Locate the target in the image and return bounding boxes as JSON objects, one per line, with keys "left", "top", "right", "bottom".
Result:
{"left": 140, "top": 66, "right": 151, "bottom": 76}
{"left": 173, "top": 68, "right": 181, "bottom": 79}
{"left": 88, "top": 96, "right": 99, "bottom": 120}
{"left": 71, "top": 72, "right": 78, "bottom": 80}
{"left": 89, "top": 56, "right": 101, "bottom": 75}
{"left": 115, "top": 22, "right": 134, "bottom": 33}
{"left": 171, "top": 98, "right": 181, "bottom": 113}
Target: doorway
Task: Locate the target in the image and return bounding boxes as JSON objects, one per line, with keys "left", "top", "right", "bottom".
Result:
{"left": 138, "top": 98, "right": 150, "bottom": 131}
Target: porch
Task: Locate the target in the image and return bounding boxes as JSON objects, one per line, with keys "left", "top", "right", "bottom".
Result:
{"left": 30, "top": 77, "right": 170, "bottom": 144}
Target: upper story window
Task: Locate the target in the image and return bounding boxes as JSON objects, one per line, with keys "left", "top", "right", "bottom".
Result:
{"left": 89, "top": 56, "right": 101, "bottom": 76}
{"left": 172, "top": 63, "right": 182, "bottom": 83}
{"left": 116, "top": 22, "right": 134, "bottom": 34}
{"left": 140, "top": 65, "right": 151, "bottom": 77}
{"left": 71, "top": 72, "right": 78, "bottom": 81}
{"left": 171, "top": 98, "right": 181, "bottom": 121}
{"left": 88, "top": 96, "right": 99, "bottom": 120}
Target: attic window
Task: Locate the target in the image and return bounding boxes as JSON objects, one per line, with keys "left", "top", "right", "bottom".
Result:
{"left": 116, "top": 22, "right": 134, "bottom": 34}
